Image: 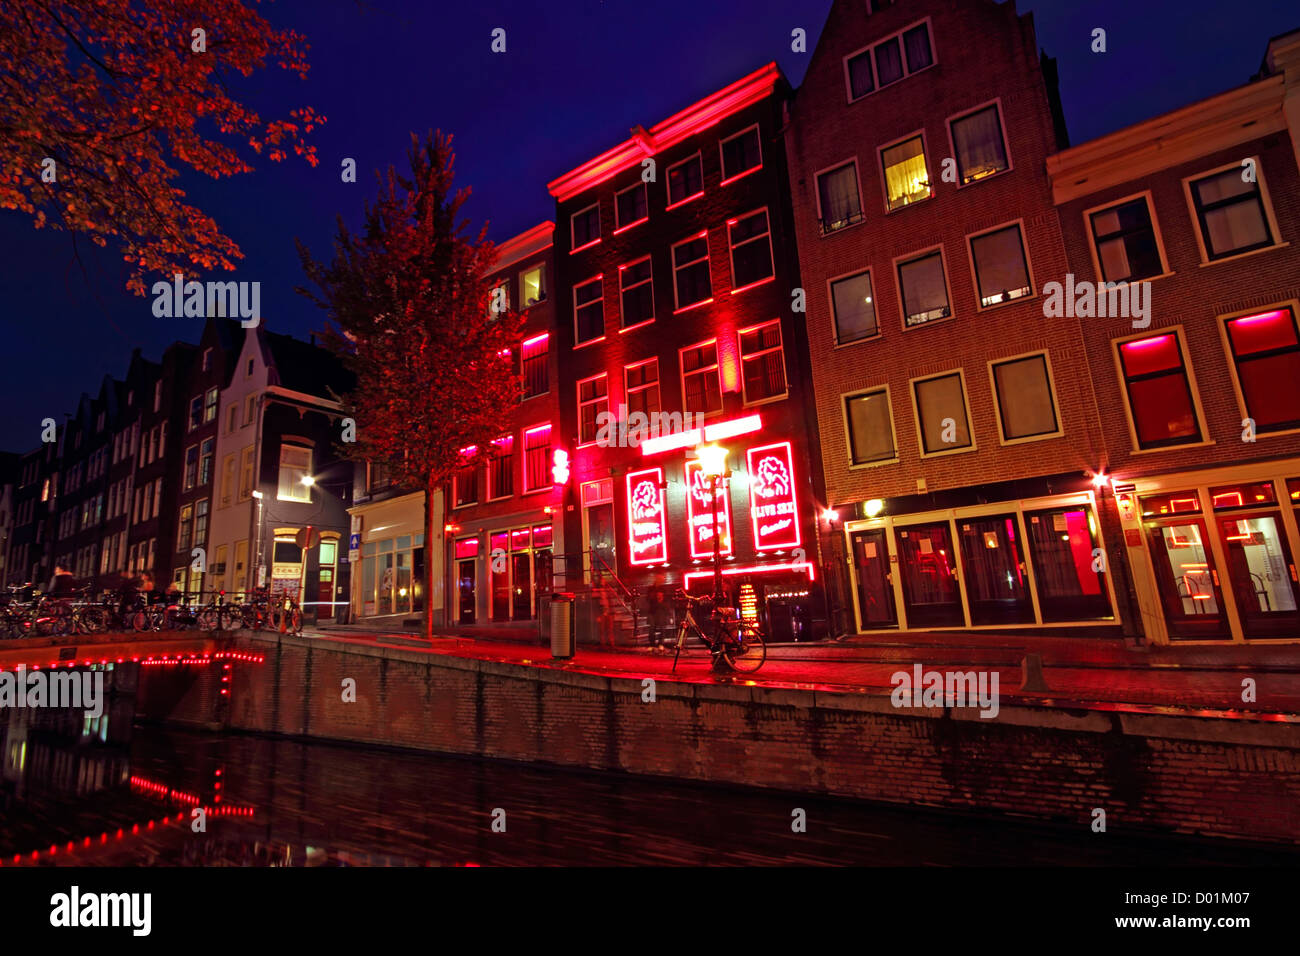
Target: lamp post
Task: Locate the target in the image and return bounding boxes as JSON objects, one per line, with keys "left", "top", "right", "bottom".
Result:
{"left": 695, "top": 443, "right": 729, "bottom": 601}
{"left": 251, "top": 489, "right": 265, "bottom": 589}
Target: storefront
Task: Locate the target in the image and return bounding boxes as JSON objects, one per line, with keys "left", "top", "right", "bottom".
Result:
{"left": 1116, "top": 460, "right": 1300, "bottom": 644}
{"left": 451, "top": 518, "right": 555, "bottom": 625}
{"left": 348, "top": 490, "right": 430, "bottom": 622}
{"left": 843, "top": 491, "right": 1118, "bottom": 633}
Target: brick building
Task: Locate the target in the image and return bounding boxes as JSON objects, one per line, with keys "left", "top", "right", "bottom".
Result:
{"left": 785, "top": 0, "right": 1120, "bottom": 635}
{"left": 1047, "top": 29, "right": 1300, "bottom": 645}
{"left": 547, "top": 63, "right": 826, "bottom": 642}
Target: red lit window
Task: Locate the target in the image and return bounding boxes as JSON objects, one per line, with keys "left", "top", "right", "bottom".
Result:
{"left": 615, "top": 182, "right": 648, "bottom": 230}
{"left": 454, "top": 451, "right": 479, "bottom": 508}
{"left": 523, "top": 425, "right": 551, "bottom": 493}
{"left": 454, "top": 537, "right": 479, "bottom": 560}
{"left": 666, "top": 153, "right": 703, "bottom": 207}
{"left": 619, "top": 256, "right": 655, "bottom": 328}
{"left": 573, "top": 276, "right": 604, "bottom": 344}
{"left": 521, "top": 334, "right": 549, "bottom": 398}
{"left": 1117, "top": 333, "right": 1202, "bottom": 449}
{"left": 728, "top": 209, "right": 774, "bottom": 289}
{"left": 578, "top": 374, "right": 608, "bottom": 446}
{"left": 488, "top": 436, "right": 513, "bottom": 500}
{"left": 625, "top": 359, "right": 660, "bottom": 419}
{"left": 571, "top": 203, "right": 600, "bottom": 250}
{"left": 1224, "top": 308, "right": 1300, "bottom": 433}
{"left": 739, "top": 320, "right": 787, "bottom": 404}
{"left": 672, "top": 235, "right": 712, "bottom": 310}
{"left": 680, "top": 341, "right": 722, "bottom": 415}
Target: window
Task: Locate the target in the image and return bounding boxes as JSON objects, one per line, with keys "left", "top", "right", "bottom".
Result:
{"left": 202, "top": 348, "right": 212, "bottom": 372}
{"left": 830, "top": 271, "right": 878, "bottom": 344}
{"left": 239, "top": 445, "right": 254, "bottom": 501}
{"left": 874, "top": 35, "right": 903, "bottom": 86}
{"left": 625, "top": 359, "right": 660, "bottom": 418}
{"left": 571, "top": 203, "right": 600, "bottom": 251}
{"left": 949, "top": 103, "right": 1009, "bottom": 185}
{"left": 1223, "top": 307, "right": 1300, "bottom": 433}
{"left": 520, "top": 264, "right": 546, "bottom": 308}
{"left": 194, "top": 500, "right": 209, "bottom": 548}
{"left": 521, "top": 334, "right": 549, "bottom": 398}
{"left": 728, "top": 209, "right": 774, "bottom": 289}
{"left": 846, "top": 49, "right": 875, "bottom": 100}
{"left": 188, "top": 396, "right": 202, "bottom": 431}
{"left": 969, "top": 223, "right": 1032, "bottom": 307}
{"left": 1188, "top": 163, "right": 1275, "bottom": 260}
{"left": 184, "top": 445, "right": 198, "bottom": 490}
{"left": 681, "top": 341, "right": 722, "bottom": 415}
{"left": 672, "top": 234, "right": 712, "bottom": 310}
{"left": 720, "top": 126, "right": 762, "bottom": 182}
{"left": 246, "top": 356, "right": 254, "bottom": 377}
{"left": 199, "top": 438, "right": 214, "bottom": 485}
{"left": 154, "top": 380, "right": 162, "bottom": 412}
{"left": 244, "top": 394, "right": 256, "bottom": 425}
{"left": 666, "top": 153, "right": 704, "bottom": 207}
{"left": 1088, "top": 196, "right": 1165, "bottom": 283}
{"left": 990, "top": 353, "right": 1060, "bottom": 443}
{"left": 897, "top": 249, "right": 951, "bottom": 326}
{"left": 220, "top": 454, "right": 236, "bottom": 507}
{"left": 524, "top": 425, "right": 551, "bottom": 492}
{"left": 1116, "top": 332, "right": 1202, "bottom": 449}
{"left": 178, "top": 505, "right": 193, "bottom": 552}
{"left": 578, "top": 374, "right": 608, "bottom": 446}
{"left": 454, "top": 458, "right": 478, "bottom": 507}
{"left": 226, "top": 404, "right": 238, "bottom": 434}
{"left": 488, "top": 437, "right": 514, "bottom": 499}
{"left": 619, "top": 256, "right": 655, "bottom": 329}
{"left": 816, "top": 162, "right": 863, "bottom": 234}
{"left": 277, "top": 444, "right": 313, "bottom": 501}
{"left": 739, "top": 321, "right": 786, "bottom": 404}
{"left": 849, "top": 19, "right": 932, "bottom": 99}
{"left": 573, "top": 276, "right": 605, "bottom": 344}
{"left": 204, "top": 387, "right": 218, "bottom": 422}
{"left": 902, "top": 22, "right": 933, "bottom": 72}
{"left": 845, "top": 389, "right": 896, "bottom": 464}
{"left": 367, "top": 461, "right": 391, "bottom": 494}
{"left": 912, "top": 372, "right": 973, "bottom": 454}
{"left": 615, "top": 182, "right": 648, "bottom": 230}
{"left": 880, "top": 135, "right": 930, "bottom": 211}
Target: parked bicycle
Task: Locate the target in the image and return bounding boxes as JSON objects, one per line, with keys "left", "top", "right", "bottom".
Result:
{"left": 670, "top": 590, "right": 766, "bottom": 674}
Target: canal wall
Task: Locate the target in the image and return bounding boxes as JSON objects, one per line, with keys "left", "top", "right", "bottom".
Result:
{"left": 209, "top": 633, "right": 1300, "bottom": 845}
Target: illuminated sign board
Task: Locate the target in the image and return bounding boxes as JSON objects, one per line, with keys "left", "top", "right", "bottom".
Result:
{"left": 640, "top": 413, "right": 762, "bottom": 456}
{"left": 685, "top": 459, "right": 732, "bottom": 558}
{"left": 626, "top": 467, "right": 667, "bottom": 565}
{"left": 747, "top": 441, "right": 800, "bottom": 551}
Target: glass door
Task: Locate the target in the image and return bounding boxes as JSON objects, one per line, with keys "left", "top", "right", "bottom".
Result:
{"left": 1144, "top": 515, "right": 1228, "bottom": 640}
{"left": 457, "top": 559, "right": 477, "bottom": 624}
{"left": 894, "top": 521, "right": 964, "bottom": 627}
{"left": 586, "top": 502, "right": 616, "bottom": 583}
{"left": 1215, "top": 511, "right": 1300, "bottom": 638}
{"left": 957, "top": 514, "right": 1035, "bottom": 625}
{"left": 850, "top": 528, "right": 897, "bottom": 628}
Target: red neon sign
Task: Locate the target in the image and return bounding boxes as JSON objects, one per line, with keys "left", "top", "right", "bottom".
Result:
{"left": 640, "top": 412, "right": 762, "bottom": 456}
{"left": 626, "top": 467, "right": 667, "bottom": 565}
{"left": 747, "top": 441, "right": 800, "bottom": 551}
{"left": 685, "top": 459, "right": 733, "bottom": 559}
{"left": 683, "top": 561, "right": 815, "bottom": 590}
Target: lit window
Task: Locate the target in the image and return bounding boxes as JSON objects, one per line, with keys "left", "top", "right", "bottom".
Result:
{"left": 202, "top": 347, "right": 212, "bottom": 372}
{"left": 949, "top": 104, "right": 1009, "bottom": 185}
{"left": 578, "top": 375, "right": 608, "bottom": 446}
{"left": 1223, "top": 308, "right": 1300, "bottom": 433}
{"left": 625, "top": 359, "right": 660, "bottom": 418}
{"left": 520, "top": 264, "right": 546, "bottom": 307}
{"left": 188, "top": 395, "right": 202, "bottom": 431}
{"left": 615, "top": 182, "right": 648, "bottom": 230}
{"left": 454, "top": 455, "right": 478, "bottom": 507}
{"left": 199, "top": 438, "right": 214, "bottom": 485}
{"left": 830, "top": 271, "right": 878, "bottom": 344}
{"left": 897, "top": 250, "right": 951, "bottom": 326}
{"left": 204, "top": 387, "right": 218, "bottom": 422}
{"left": 521, "top": 334, "right": 549, "bottom": 398}
{"left": 183, "top": 445, "right": 198, "bottom": 490}
{"left": 738, "top": 321, "right": 786, "bottom": 404}
{"left": 728, "top": 210, "right": 774, "bottom": 289}
{"left": 177, "top": 505, "right": 193, "bottom": 552}
{"left": 488, "top": 436, "right": 514, "bottom": 500}
{"left": 720, "top": 126, "right": 762, "bottom": 182}
{"left": 969, "top": 224, "right": 1032, "bottom": 307}
{"left": 881, "top": 135, "right": 930, "bottom": 211}
{"left": 680, "top": 341, "right": 722, "bottom": 415}
{"left": 194, "top": 500, "right": 209, "bottom": 547}
{"left": 991, "top": 353, "right": 1060, "bottom": 442}
{"left": 1117, "top": 332, "right": 1202, "bottom": 449}
{"left": 1188, "top": 163, "right": 1275, "bottom": 260}
{"left": 672, "top": 235, "right": 712, "bottom": 310}
{"left": 573, "top": 276, "right": 605, "bottom": 344}
{"left": 913, "top": 372, "right": 973, "bottom": 454}
{"left": 277, "top": 444, "right": 313, "bottom": 501}
{"left": 619, "top": 257, "right": 655, "bottom": 329}
{"left": 845, "top": 389, "right": 895, "bottom": 464}
{"left": 524, "top": 425, "right": 551, "bottom": 492}
{"left": 571, "top": 203, "right": 600, "bottom": 250}
{"left": 816, "top": 162, "right": 863, "bottom": 234}
{"left": 666, "top": 153, "right": 704, "bottom": 206}
{"left": 1088, "top": 196, "right": 1165, "bottom": 283}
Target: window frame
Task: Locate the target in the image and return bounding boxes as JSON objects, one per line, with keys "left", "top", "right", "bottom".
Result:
{"left": 909, "top": 368, "right": 977, "bottom": 458}
{"left": 1111, "top": 326, "right": 1210, "bottom": 453}
{"left": 718, "top": 124, "right": 763, "bottom": 186}
{"left": 519, "top": 263, "right": 547, "bottom": 309}
{"left": 487, "top": 435, "right": 514, "bottom": 501}
{"left": 572, "top": 274, "right": 606, "bottom": 347}
{"left": 727, "top": 206, "right": 776, "bottom": 293}
{"left": 520, "top": 333, "right": 550, "bottom": 400}
{"left": 842, "top": 385, "right": 900, "bottom": 468}
{"left": 827, "top": 267, "right": 881, "bottom": 347}
{"left": 1081, "top": 190, "right": 1172, "bottom": 286}
{"left": 671, "top": 231, "right": 714, "bottom": 313}
{"left": 877, "top": 129, "right": 932, "bottom": 214}
{"left": 841, "top": 16, "right": 935, "bottom": 104}
{"left": 1181, "top": 156, "right": 1282, "bottom": 265}
{"left": 894, "top": 244, "right": 954, "bottom": 329}
{"left": 737, "top": 319, "right": 788, "bottom": 407}
{"left": 986, "top": 350, "right": 1064, "bottom": 446}
{"left": 1216, "top": 301, "right": 1300, "bottom": 437}
{"left": 618, "top": 254, "right": 656, "bottom": 332}
{"left": 965, "top": 219, "right": 1035, "bottom": 311}
{"left": 569, "top": 202, "right": 601, "bottom": 254}
{"left": 623, "top": 357, "right": 661, "bottom": 420}
{"left": 522, "top": 424, "right": 552, "bottom": 494}
{"left": 813, "top": 158, "right": 865, "bottom": 236}
{"left": 614, "top": 181, "right": 650, "bottom": 233}
{"left": 576, "top": 372, "right": 609, "bottom": 448}
{"left": 665, "top": 151, "right": 705, "bottom": 209}
{"left": 452, "top": 454, "right": 479, "bottom": 509}
{"left": 678, "top": 337, "right": 723, "bottom": 419}
{"left": 945, "top": 99, "right": 1013, "bottom": 189}
{"left": 276, "top": 442, "right": 313, "bottom": 502}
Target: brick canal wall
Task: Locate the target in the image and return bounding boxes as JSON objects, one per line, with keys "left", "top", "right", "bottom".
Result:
{"left": 221, "top": 633, "right": 1300, "bottom": 844}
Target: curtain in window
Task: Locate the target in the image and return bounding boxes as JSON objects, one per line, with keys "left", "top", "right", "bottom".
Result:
{"left": 1197, "top": 173, "right": 1269, "bottom": 255}
{"left": 847, "top": 391, "right": 894, "bottom": 462}
{"left": 903, "top": 24, "right": 932, "bottom": 72}
{"left": 831, "top": 273, "right": 877, "bottom": 342}
{"left": 874, "top": 38, "right": 903, "bottom": 85}
{"left": 848, "top": 52, "right": 873, "bottom": 98}
{"left": 899, "top": 253, "right": 948, "bottom": 323}
{"left": 993, "top": 356, "right": 1056, "bottom": 439}
{"left": 882, "top": 138, "right": 929, "bottom": 209}
{"left": 915, "top": 375, "right": 970, "bottom": 451}
{"left": 971, "top": 226, "right": 1030, "bottom": 304}
{"left": 953, "top": 108, "right": 1007, "bottom": 182}
{"left": 818, "top": 165, "right": 861, "bottom": 227}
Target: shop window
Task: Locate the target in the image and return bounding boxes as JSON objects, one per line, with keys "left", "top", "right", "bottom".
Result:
{"left": 844, "top": 388, "right": 895, "bottom": 465}
{"left": 1209, "top": 482, "right": 1276, "bottom": 510}
{"left": 1187, "top": 162, "right": 1275, "bottom": 260}
{"left": 571, "top": 203, "right": 600, "bottom": 251}
{"left": 454, "top": 456, "right": 478, "bottom": 507}
{"left": 990, "top": 353, "right": 1059, "bottom": 442}
{"left": 1223, "top": 308, "right": 1300, "bottom": 433}
{"left": 625, "top": 359, "right": 660, "bottom": 418}
{"left": 666, "top": 153, "right": 703, "bottom": 207}
{"left": 277, "top": 444, "right": 313, "bottom": 502}
{"left": 728, "top": 209, "right": 774, "bottom": 289}
{"left": 680, "top": 341, "right": 722, "bottom": 415}
{"left": 738, "top": 320, "right": 787, "bottom": 404}
{"left": 949, "top": 103, "right": 1009, "bottom": 185}
{"left": 619, "top": 257, "right": 655, "bottom": 329}
{"left": 830, "top": 270, "right": 878, "bottom": 344}
{"left": 1023, "top": 506, "right": 1112, "bottom": 621}
{"left": 880, "top": 135, "right": 930, "bottom": 211}
{"left": 615, "top": 181, "right": 648, "bottom": 231}
{"left": 969, "top": 223, "right": 1032, "bottom": 308}
{"left": 520, "top": 264, "right": 546, "bottom": 307}
{"left": 574, "top": 276, "right": 604, "bottom": 344}
{"left": 672, "top": 234, "right": 712, "bottom": 310}
{"left": 578, "top": 374, "right": 608, "bottom": 446}
{"left": 720, "top": 125, "right": 762, "bottom": 182}
{"left": 897, "top": 249, "right": 951, "bottom": 327}
{"left": 1116, "top": 332, "right": 1201, "bottom": 449}
{"left": 488, "top": 436, "right": 513, "bottom": 500}
{"left": 816, "top": 162, "right": 863, "bottom": 235}
{"left": 958, "top": 515, "right": 1034, "bottom": 625}
{"left": 490, "top": 531, "right": 511, "bottom": 621}
{"left": 1087, "top": 196, "right": 1165, "bottom": 283}
{"left": 524, "top": 425, "right": 551, "bottom": 492}
{"left": 521, "top": 334, "right": 549, "bottom": 398}
{"left": 912, "top": 371, "right": 972, "bottom": 454}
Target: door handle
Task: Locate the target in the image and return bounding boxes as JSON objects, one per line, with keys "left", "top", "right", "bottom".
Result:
{"left": 1211, "top": 569, "right": 1220, "bottom": 587}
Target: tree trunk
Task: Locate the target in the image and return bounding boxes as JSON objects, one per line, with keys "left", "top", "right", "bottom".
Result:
{"left": 424, "top": 477, "right": 437, "bottom": 641}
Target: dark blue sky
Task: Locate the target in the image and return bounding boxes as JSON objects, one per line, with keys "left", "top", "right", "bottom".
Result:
{"left": 1, "top": 0, "right": 1296, "bottom": 452}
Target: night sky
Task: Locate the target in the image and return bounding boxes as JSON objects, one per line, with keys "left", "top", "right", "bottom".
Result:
{"left": 1, "top": 0, "right": 1296, "bottom": 453}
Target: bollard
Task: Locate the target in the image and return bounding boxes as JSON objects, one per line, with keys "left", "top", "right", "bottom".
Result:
{"left": 1019, "top": 652, "right": 1050, "bottom": 692}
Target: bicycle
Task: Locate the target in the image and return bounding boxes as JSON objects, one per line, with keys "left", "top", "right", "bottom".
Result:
{"left": 670, "top": 590, "right": 766, "bottom": 674}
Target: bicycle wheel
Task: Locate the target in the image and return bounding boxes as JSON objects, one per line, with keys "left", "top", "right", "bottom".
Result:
{"left": 721, "top": 622, "right": 766, "bottom": 673}
{"left": 289, "top": 607, "right": 303, "bottom": 634}
{"left": 197, "top": 607, "right": 220, "bottom": 631}
{"left": 79, "top": 606, "right": 110, "bottom": 634}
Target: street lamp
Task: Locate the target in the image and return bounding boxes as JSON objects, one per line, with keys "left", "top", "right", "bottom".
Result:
{"left": 696, "top": 443, "right": 729, "bottom": 601}
{"left": 251, "top": 490, "right": 265, "bottom": 589}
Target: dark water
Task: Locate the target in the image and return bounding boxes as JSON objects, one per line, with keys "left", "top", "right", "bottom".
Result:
{"left": 3, "top": 691, "right": 1299, "bottom": 866}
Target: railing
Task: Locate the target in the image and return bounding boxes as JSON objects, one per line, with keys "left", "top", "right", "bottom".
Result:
{"left": 547, "top": 550, "right": 642, "bottom": 639}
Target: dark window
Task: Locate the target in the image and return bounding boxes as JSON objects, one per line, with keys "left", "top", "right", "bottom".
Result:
{"left": 903, "top": 23, "right": 933, "bottom": 72}
{"left": 845, "top": 389, "right": 895, "bottom": 464}
{"left": 194, "top": 500, "right": 209, "bottom": 547}
{"left": 672, "top": 236, "right": 712, "bottom": 309}
{"left": 728, "top": 210, "right": 774, "bottom": 288}
{"left": 454, "top": 461, "right": 478, "bottom": 507}
{"left": 991, "top": 354, "right": 1059, "bottom": 441}
{"left": 184, "top": 446, "right": 198, "bottom": 490}
{"left": 188, "top": 396, "right": 202, "bottom": 431}
{"left": 619, "top": 258, "right": 655, "bottom": 328}
{"left": 571, "top": 204, "right": 600, "bottom": 248}
{"left": 574, "top": 277, "right": 604, "bottom": 343}
{"left": 681, "top": 343, "right": 722, "bottom": 414}
{"left": 616, "top": 183, "right": 647, "bottom": 229}
{"left": 199, "top": 438, "right": 214, "bottom": 485}
{"left": 1224, "top": 308, "right": 1300, "bottom": 433}
{"left": 1089, "top": 198, "right": 1163, "bottom": 282}
{"left": 874, "top": 37, "right": 903, "bottom": 86}
{"left": 950, "top": 105, "right": 1009, "bottom": 185}
{"left": 521, "top": 335, "right": 549, "bottom": 398}
{"left": 489, "top": 438, "right": 513, "bottom": 499}
{"left": 830, "top": 271, "right": 878, "bottom": 344}
{"left": 898, "top": 251, "right": 951, "bottom": 326}
{"left": 1189, "top": 166, "right": 1274, "bottom": 260}
{"left": 1117, "top": 333, "right": 1201, "bottom": 448}
{"left": 970, "top": 224, "right": 1032, "bottom": 307}
{"left": 667, "top": 154, "right": 703, "bottom": 205}
{"left": 847, "top": 50, "right": 874, "bottom": 99}
{"left": 721, "top": 127, "right": 762, "bottom": 180}
{"left": 578, "top": 376, "right": 608, "bottom": 446}
{"left": 625, "top": 360, "right": 660, "bottom": 418}
{"left": 739, "top": 321, "right": 786, "bottom": 403}
{"left": 816, "top": 163, "right": 863, "bottom": 234}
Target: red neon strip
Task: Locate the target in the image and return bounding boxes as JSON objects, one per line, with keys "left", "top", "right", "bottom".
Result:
{"left": 672, "top": 297, "right": 714, "bottom": 315}
{"left": 521, "top": 332, "right": 549, "bottom": 349}
{"left": 683, "top": 561, "right": 815, "bottom": 588}
{"left": 640, "top": 426, "right": 704, "bottom": 456}
{"left": 1212, "top": 492, "right": 1243, "bottom": 508}
{"left": 703, "top": 413, "right": 762, "bottom": 443}
{"left": 626, "top": 467, "right": 668, "bottom": 565}
{"left": 570, "top": 238, "right": 602, "bottom": 255}
{"left": 524, "top": 423, "right": 552, "bottom": 437}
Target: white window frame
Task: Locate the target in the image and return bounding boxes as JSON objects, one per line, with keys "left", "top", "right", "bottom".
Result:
{"left": 841, "top": 16, "right": 936, "bottom": 104}
{"left": 618, "top": 254, "right": 656, "bottom": 331}
{"left": 727, "top": 207, "right": 775, "bottom": 293}
{"left": 945, "top": 98, "right": 1013, "bottom": 189}
{"left": 671, "top": 231, "right": 713, "bottom": 313}
{"left": 986, "top": 350, "right": 1064, "bottom": 446}
{"left": 577, "top": 372, "right": 609, "bottom": 448}
{"left": 614, "top": 181, "right": 649, "bottom": 233}
{"left": 718, "top": 124, "right": 763, "bottom": 185}
{"left": 737, "top": 319, "right": 788, "bottom": 406}
{"left": 895, "top": 244, "right": 954, "bottom": 329}
{"left": 877, "top": 129, "right": 932, "bottom": 214}
{"left": 909, "top": 368, "right": 977, "bottom": 458}
{"left": 665, "top": 151, "right": 705, "bottom": 209}
{"left": 1081, "top": 190, "right": 1173, "bottom": 286}
{"left": 964, "top": 219, "right": 1036, "bottom": 311}
{"left": 572, "top": 274, "right": 606, "bottom": 347}
{"left": 842, "top": 385, "right": 900, "bottom": 468}
{"left": 812, "top": 157, "right": 865, "bottom": 236}
{"left": 827, "top": 267, "right": 881, "bottom": 347}
{"left": 519, "top": 263, "right": 547, "bottom": 309}
{"left": 569, "top": 202, "right": 601, "bottom": 253}
{"left": 1111, "top": 325, "right": 1211, "bottom": 454}
{"left": 276, "top": 443, "right": 313, "bottom": 502}
{"left": 1181, "top": 155, "right": 1284, "bottom": 267}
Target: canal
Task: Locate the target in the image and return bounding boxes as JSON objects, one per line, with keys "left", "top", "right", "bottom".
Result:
{"left": 3, "top": 699, "right": 1298, "bottom": 866}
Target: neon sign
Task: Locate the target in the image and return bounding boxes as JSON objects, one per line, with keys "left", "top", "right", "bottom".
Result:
{"left": 626, "top": 467, "right": 667, "bottom": 565}
{"left": 639, "top": 412, "right": 762, "bottom": 456}
{"left": 747, "top": 441, "right": 800, "bottom": 551}
{"left": 551, "top": 449, "right": 570, "bottom": 485}
{"left": 685, "top": 459, "right": 732, "bottom": 558}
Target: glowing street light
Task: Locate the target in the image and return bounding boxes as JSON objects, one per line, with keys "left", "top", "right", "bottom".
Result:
{"left": 694, "top": 443, "right": 729, "bottom": 599}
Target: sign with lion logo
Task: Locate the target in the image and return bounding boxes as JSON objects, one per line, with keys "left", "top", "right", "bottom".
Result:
{"left": 746, "top": 442, "right": 800, "bottom": 551}
{"left": 625, "top": 467, "right": 667, "bottom": 565}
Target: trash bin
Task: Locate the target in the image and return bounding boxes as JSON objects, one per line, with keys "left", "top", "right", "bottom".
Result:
{"left": 550, "top": 592, "right": 576, "bottom": 659}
